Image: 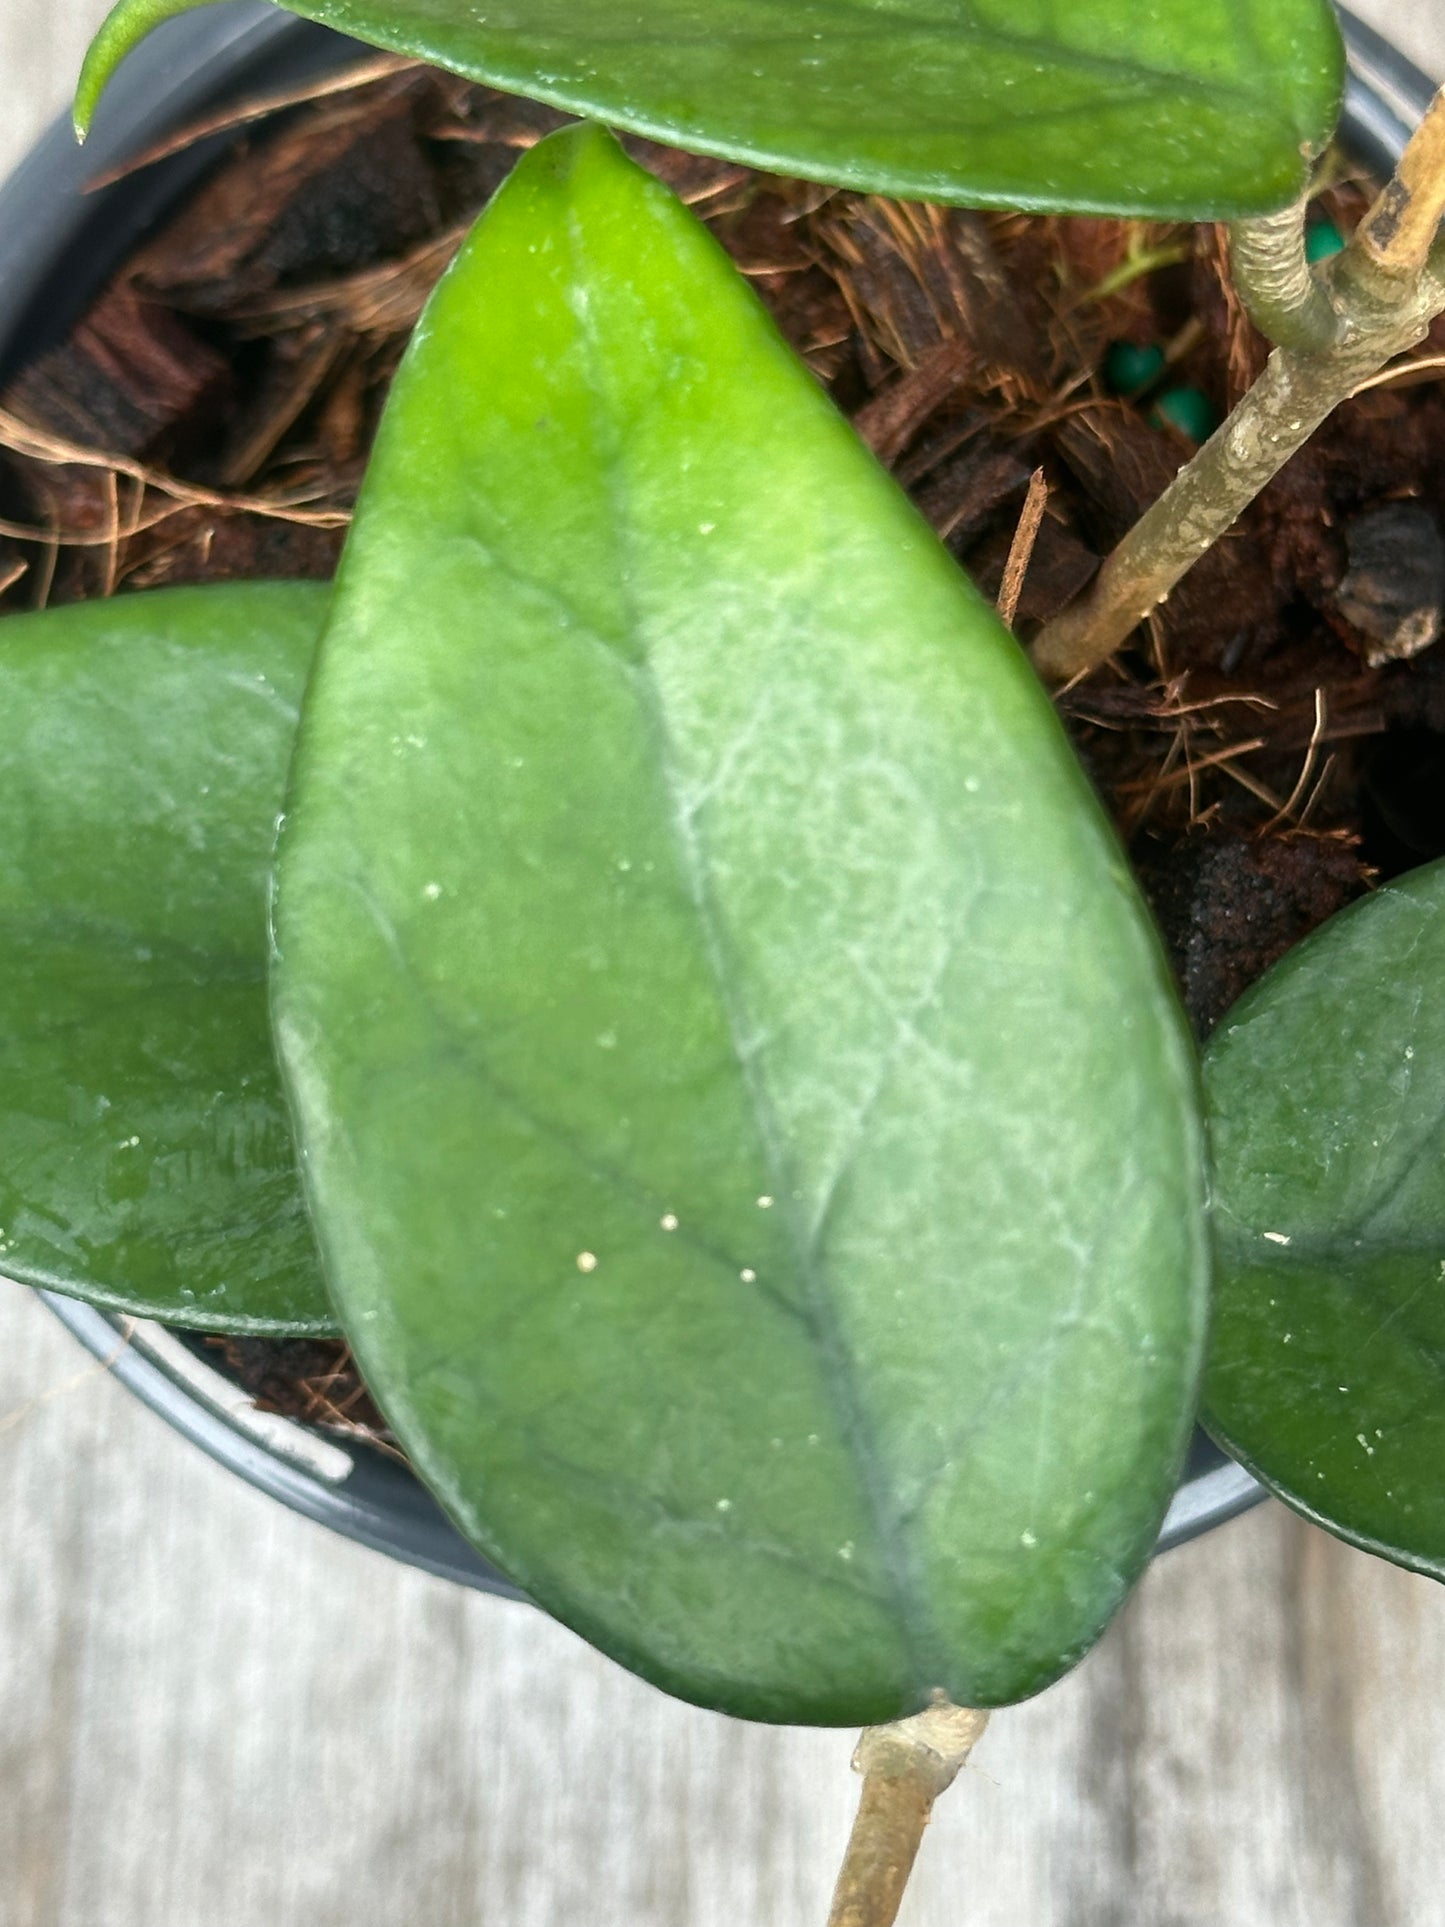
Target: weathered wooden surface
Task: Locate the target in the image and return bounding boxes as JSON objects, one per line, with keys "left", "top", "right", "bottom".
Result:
{"left": 4, "top": 4, "right": 1445, "bottom": 1923}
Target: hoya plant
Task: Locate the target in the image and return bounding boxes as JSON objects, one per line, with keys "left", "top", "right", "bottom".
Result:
{"left": 2, "top": 0, "right": 1442, "bottom": 1917}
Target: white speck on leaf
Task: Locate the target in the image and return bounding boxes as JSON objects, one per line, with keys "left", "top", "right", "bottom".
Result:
{"left": 1262, "top": 1231, "right": 1291, "bottom": 1245}
{"left": 660, "top": 1213, "right": 678, "bottom": 1231}
{"left": 576, "top": 1251, "right": 598, "bottom": 1273}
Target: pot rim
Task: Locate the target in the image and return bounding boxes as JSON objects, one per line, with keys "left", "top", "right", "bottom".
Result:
{"left": 3, "top": 1, "right": 1427, "bottom": 1590}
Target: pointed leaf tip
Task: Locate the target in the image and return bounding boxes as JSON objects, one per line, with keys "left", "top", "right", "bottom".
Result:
{"left": 75, "top": 0, "right": 219, "bottom": 138}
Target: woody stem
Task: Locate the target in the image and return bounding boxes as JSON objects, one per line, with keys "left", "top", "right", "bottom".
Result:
{"left": 1031, "top": 89, "right": 1445, "bottom": 683}
{"left": 826, "top": 1699, "right": 989, "bottom": 1927}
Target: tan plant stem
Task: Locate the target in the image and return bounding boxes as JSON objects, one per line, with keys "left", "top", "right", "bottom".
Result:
{"left": 826, "top": 1697, "right": 988, "bottom": 1927}
{"left": 1357, "top": 86, "right": 1445, "bottom": 283}
{"left": 1032, "top": 290, "right": 1442, "bottom": 679}
{"left": 1228, "top": 191, "right": 1342, "bottom": 353}
{"left": 1032, "top": 88, "right": 1445, "bottom": 683}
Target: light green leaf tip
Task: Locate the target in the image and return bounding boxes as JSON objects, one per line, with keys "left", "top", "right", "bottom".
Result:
{"left": 1204, "top": 861, "right": 1445, "bottom": 1582}
{"left": 77, "top": 0, "right": 1344, "bottom": 217}
{"left": 75, "top": 0, "right": 222, "bottom": 138}
{"left": 273, "top": 123, "right": 1209, "bottom": 1723}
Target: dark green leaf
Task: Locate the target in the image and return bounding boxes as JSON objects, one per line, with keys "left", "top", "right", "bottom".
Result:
{"left": 0, "top": 583, "right": 333, "bottom": 1335}
{"left": 1204, "top": 861, "right": 1445, "bottom": 1580}
{"left": 79, "top": 0, "right": 1343, "bottom": 219}
{"left": 273, "top": 125, "right": 1207, "bottom": 1722}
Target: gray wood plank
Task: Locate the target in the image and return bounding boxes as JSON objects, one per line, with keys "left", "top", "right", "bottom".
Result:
{"left": 4, "top": 4, "right": 1445, "bottom": 1922}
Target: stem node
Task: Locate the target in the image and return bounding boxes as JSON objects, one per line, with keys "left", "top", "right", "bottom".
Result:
{"left": 1032, "top": 91, "right": 1445, "bottom": 683}
{"left": 826, "top": 1697, "right": 988, "bottom": 1927}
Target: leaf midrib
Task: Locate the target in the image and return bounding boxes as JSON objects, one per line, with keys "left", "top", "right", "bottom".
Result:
{"left": 1215, "top": 1225, "right": 1445, "bottom": 1382}
{"left": 562, "top": 195, "right": 945, "bottom": 1694}
{"left": 348, "top": 0, "right": 1292, "bottom": 121}
{"left": 0, "top": 908, "right": 261, "bottom": 990}
{"left": 1219, "top": 1225, "right": 1445, "bottom": 1266}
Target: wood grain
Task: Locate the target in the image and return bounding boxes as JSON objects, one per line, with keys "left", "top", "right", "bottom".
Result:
{"left": 4, "top": 4, "right": 1445, "bottom": 1922}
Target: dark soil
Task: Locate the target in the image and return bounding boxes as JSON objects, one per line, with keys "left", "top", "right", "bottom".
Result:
{"left": 5, "top": 58, "right": 1443, "bottom": 1436}
{"left": 207, "top": 1333, "right": 392, "bottom": 1444}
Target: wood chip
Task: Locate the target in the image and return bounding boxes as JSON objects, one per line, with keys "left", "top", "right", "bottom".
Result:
{"left": 853, "top": 338, "right": 974, "bottom": 464}
{"left": 996, "top": 468, "right": 1049, "bottom": 628}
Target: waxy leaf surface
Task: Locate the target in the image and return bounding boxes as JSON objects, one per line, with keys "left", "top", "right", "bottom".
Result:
{"left": 80, "top": 0, "right": 1342, "bottom": 219}
{"left": 273, "top": 125, "right": 1208, "bottom": 1723}
{"left": 1205, "top": 863, "right": 1445, "bottom": 1580}
{"left": 0, "top": 584, "right": 333, "bottom": 1333}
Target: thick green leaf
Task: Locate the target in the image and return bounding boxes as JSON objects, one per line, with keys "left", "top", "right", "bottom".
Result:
{"left": 273, "top": 124, "right": 1207, "bottom": 1722}
{"left": 79, "top": 0, "right": 1343, "bottom": 219}
{"left": 1205, "top": 863, "right": 1445, "bottom": 1580}
{"left": 0, "top": 583, "right": 333, "bottom": 1335}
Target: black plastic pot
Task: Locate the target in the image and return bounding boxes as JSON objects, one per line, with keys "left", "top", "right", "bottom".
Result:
{"left": 1, "top": 3, "right": 1429, "bottom": 1591}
